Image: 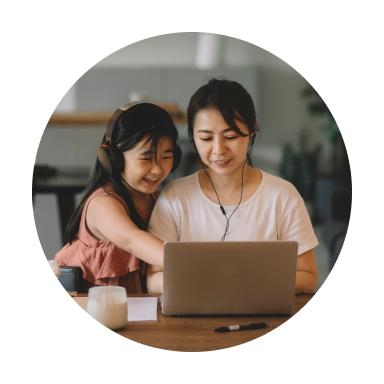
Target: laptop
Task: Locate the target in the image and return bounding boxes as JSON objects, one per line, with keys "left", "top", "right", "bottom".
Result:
{"left": 161, "top": 241, "right": 298, "bottom": 316}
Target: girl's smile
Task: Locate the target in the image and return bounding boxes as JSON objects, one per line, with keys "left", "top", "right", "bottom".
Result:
{"left": 143, "top": 177, "right": 161, "bottom": 186}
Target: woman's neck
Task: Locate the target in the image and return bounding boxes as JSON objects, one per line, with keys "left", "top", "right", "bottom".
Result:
{"left": 200, "top": 164, "right": 253, "bottom": 205}
{"left": 204, "top": 163, "right": 251, "bottom": 193}
{"left": 199, "top": 163, "right": 260, "bottom": 206}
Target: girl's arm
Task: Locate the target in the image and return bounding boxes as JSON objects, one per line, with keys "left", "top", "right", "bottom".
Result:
{"left": 86, "top": 195, "right": 164, "bottom": 267}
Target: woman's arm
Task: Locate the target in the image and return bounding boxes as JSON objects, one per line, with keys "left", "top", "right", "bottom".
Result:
{"left": 295, "top": 248, "right": 318, "bottom": 294}
{"left": 86, "top": 195, "right": 164, "bottom": 267}
{"left": 146, "top": 264, "right": 163, "bottom": 294}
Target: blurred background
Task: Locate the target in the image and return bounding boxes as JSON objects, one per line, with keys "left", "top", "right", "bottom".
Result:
{"left": 33, "top": 33, "right": 351, "bottom": 291}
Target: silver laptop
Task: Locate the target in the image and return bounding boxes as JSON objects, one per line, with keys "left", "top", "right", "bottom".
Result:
{"left": 161, "top": 241, "right": 298, "bottom": 316}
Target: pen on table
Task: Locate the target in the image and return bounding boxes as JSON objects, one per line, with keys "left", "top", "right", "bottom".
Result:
{"left": 214, "top": 322, "right": 269, "bottom": 333}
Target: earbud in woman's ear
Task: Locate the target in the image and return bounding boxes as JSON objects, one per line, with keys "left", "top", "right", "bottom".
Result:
{"left": 251, "top": 132, "right": 256, "bottom": 145}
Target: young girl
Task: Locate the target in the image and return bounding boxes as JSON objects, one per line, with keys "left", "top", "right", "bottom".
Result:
{"left": 55, "top": 102, "right": 181, "bottom": 293}
{"left": 146, "top": 79, "right": 319, "bottom": 294}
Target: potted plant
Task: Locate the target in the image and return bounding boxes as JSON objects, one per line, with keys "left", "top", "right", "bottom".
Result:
{"left": 280, "top": 129, "right": 321, "bottom": 200}
{"left": 301, "top": 85, "right": 351, "bottom": 222}
{"left": 301, "top": 86, "right": 342, "bottom": 177}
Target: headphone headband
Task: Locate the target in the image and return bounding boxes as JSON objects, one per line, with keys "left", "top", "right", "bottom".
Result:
{"left": 105, "top": 101, "right": 144, "bottom": 144}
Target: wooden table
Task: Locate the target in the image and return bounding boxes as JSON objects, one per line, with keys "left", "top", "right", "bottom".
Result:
{"left": 74, "top": 293, "right": 313, "bottom": 352}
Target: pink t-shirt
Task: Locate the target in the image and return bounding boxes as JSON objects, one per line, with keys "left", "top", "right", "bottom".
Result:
{"left": 55, "top": 184, "right": 157, "bottom": 292}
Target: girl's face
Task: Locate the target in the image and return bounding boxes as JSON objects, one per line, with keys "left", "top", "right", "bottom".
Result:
{"left": 121, "top": 135, "right": 174, "bottom": 196}
{"left": 193, "top": 109, "right": 252, "bottom": 177}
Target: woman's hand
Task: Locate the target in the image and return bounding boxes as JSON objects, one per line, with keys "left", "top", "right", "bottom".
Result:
{"left": 295, "top": 248, "right": 318, "bottom": 294}
{"left": 146, "top": 264, "right": 163, "bottom": 294}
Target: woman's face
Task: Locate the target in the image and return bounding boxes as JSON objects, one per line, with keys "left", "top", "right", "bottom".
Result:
{"left": 193, "top": 109, "right": 252, "bottom": 177}
{"left": 121, "top": 135, "right": 174, "bottom": 196}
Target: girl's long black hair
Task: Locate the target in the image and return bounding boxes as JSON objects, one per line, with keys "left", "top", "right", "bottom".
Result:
{"left": 65, "top": 103, "right": 179, "bottom": 244}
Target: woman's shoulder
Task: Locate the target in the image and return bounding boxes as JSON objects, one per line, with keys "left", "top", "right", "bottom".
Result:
{"left": 159, "top": 172, "right": 199, "bottom": 198}
{"left": 259, "top": 170, "right": 301, "bottom": 198}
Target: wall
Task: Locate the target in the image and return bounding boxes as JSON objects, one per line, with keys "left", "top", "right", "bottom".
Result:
{"left": 34, "top": 33, "right": 319, "bottom": 258}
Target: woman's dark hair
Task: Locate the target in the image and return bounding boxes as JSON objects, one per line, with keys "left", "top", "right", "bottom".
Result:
{"left": 65, "top": 103, "right": 179, "bottom": 244}
{"left": 187, "top": 78, "right": 259, "bottom": 165}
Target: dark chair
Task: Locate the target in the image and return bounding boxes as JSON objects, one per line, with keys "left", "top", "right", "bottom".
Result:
{"left": 57, "top": 266, "right": 148, "bottom": 293}
{"left": 321, "top": 187, "right": 352, "bottom": 270}
{"left": 58, "top": 266, "right": 87, "bottom": 293}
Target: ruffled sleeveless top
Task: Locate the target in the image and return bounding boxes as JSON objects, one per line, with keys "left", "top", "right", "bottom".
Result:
{"left": 55, "top": 184, "right": 157, "bottom": 292}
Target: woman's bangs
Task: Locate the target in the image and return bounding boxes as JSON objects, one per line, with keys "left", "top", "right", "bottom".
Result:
{"left": 211, "top": 99, "right": 248, "bottom": 138}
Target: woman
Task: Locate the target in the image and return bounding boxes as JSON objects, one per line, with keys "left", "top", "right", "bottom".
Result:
{"left": 146, "top": 79, "right": 318, "bottom": 294}
{"left": 55, "top": 102, "right": 181, "bottom": 293}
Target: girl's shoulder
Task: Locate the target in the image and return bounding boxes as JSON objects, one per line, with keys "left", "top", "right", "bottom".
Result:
{"left": 86, "top": 184, "right": 129, "bottom": 213}
{"left": 88, "top": 183, "right": 116, "bottom": 198}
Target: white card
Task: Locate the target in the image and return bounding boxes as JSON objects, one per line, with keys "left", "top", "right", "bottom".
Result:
{"left": 127, "top": 297, "right": 158, "bottom": 322}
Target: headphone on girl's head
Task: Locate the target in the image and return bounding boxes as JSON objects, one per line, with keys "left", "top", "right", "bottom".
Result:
{"left": 97, "top": 101, "right": 182, "bottom": 176}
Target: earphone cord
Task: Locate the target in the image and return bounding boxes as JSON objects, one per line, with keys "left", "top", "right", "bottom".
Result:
{"left": 199, "top": 157, "right": 247, "bottom": 241}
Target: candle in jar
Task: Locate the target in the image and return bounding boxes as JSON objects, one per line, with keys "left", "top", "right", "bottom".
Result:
{"left": 86, "top": 286, "right": 127, "bottom": 330}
